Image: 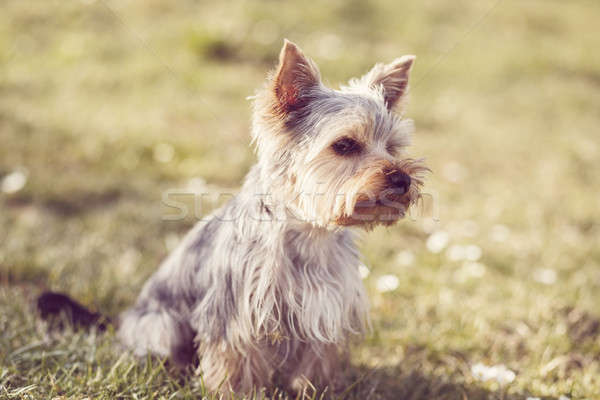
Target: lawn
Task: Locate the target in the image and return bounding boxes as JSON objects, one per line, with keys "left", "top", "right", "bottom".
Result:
{"left": 1, "top": 0, "right": 599, "bottom": 399}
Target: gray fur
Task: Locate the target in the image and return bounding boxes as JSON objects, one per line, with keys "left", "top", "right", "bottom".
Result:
{"left": 118, "top": 40, "right": 426, "bottom": 395}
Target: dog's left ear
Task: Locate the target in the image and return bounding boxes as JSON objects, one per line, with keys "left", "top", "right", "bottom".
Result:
{"left": 363, "top": 55, "right": 415, "bottom": 112}
{"left": 272, "top": 39, "right": 321, "bottom": 112}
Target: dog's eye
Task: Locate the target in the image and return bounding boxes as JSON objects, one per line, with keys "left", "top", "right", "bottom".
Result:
{"left": 331, "top": 137, "right": 362, "bottom": 156}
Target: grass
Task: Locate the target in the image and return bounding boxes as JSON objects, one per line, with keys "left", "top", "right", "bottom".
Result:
{"left": 1, "top": 0, "right": 599, "bottom": 398}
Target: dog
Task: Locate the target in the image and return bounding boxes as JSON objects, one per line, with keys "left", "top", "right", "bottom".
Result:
{"left": 39, "top": 39, "right": 427, "bottom": 396}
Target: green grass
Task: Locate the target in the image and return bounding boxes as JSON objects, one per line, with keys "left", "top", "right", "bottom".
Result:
{"left": 1, "top": 0, "right": 600, "bottom": 398}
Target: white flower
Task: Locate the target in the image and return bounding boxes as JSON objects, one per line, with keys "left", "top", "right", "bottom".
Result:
{"left": 447, "top": 244, "right": 466, "bottom": 261}
{"left": 495, "top": 367, "right": 516, "bottom": 385}
{"left": 471, "top": 362, "right": 492, "bottom": 381}
{"left": 533, "top": 268, "right": 557, "bottom": 285}
{"left": 376, "top": 274, "right": 399, "bottom": 293}
{"left": 396, "top": 250, "right": 415, "bottom": 267}
{"left": 465, "top": 244, "right": 482, "bottom": 261}
{"left": 153, "top": 142, "right": 175, "bottom": 163}
{"left": 447, "top": 244, "right": 482, "bottom": 262}
{"left": 426, "top": 231, "right": 449, "bottom": 254}
{"left": 454, "top": 262, "right": 486, "bottom": 283}
{"left": 1, "top": 168, "right": 28, "bottom": 194}
{"left": 471, "top": 362, "right": 515, "bottom": 385}
{"left": 526, "top": 397, "right": 541, "bottom": 400}
{"left": 358, "top": 263, "right": 370, "bottom": 279}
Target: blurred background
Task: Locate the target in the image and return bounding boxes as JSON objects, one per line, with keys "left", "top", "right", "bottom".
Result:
{"left": 1, "top": 0, "right": 599, "bottom": 398}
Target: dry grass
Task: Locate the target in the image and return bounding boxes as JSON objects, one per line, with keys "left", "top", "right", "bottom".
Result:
{"left": 1, "top": 0, "right": 599, "bottom": 398}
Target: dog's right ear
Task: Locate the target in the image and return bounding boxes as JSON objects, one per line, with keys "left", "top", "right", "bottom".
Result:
{"left": 272, "top": 39, "right": 321, "bottom": 112}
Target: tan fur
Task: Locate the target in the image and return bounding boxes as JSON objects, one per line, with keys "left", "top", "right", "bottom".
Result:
{"left": 118, "top": 40, "right": 428, "bottom": 397}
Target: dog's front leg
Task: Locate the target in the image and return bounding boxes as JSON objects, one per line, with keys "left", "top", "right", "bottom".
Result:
{"left": 285, "top": 343, "right": 343, "bottom": 395}
{"left": 198, "top": 341, "right": 273, "bottom": 396}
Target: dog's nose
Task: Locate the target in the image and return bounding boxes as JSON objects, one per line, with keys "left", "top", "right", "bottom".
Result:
{"left": 387, "top": 170, "right": 411, "bottom": 195}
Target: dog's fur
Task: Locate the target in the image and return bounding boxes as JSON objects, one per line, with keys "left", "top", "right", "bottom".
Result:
{"left": 49, "top": 40, "right": 427, "bottom": 395}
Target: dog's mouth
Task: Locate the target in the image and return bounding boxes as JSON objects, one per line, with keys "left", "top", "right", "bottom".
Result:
{"left": 336, "top": 194, "right": 411, "bottom": 227}
{"left": 355, "top": 198, "right": 409, "bottom": 208}
{"left": 333, "top": 159, "right": 429, "bottom": 228}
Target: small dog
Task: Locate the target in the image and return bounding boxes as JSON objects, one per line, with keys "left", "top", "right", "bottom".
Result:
{"left": 41, "top": 39, "right": 427, "bottom": 396}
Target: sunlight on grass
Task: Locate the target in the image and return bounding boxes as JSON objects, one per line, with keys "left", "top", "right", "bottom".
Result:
{"left": 1, "top": 0, "right": 599, "bottom": 398}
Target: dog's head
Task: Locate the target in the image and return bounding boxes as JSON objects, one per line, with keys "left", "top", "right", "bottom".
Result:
{"left": 252, "top": 40, "right": 428, "bottom": 229}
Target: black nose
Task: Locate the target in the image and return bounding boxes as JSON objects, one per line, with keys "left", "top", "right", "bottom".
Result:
{"left": 387, "top": 170, "right": 411, "bottom": 195}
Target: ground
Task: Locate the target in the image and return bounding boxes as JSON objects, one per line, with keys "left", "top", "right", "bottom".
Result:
{"left": 1, "top": 0, "right": 599, "bottom": 399}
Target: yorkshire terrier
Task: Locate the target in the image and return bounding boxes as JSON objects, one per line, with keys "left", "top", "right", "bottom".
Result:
{"left": 39, "top": 39, "right": 427, "bottom": 396}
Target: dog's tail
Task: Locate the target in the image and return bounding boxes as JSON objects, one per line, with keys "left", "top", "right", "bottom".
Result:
{"left": 37, "top": 291, "right": 111, "bottom": 331}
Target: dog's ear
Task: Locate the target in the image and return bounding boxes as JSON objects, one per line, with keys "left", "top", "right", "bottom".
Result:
{"left": 363, "top": 55, "right": 415, "bottom": 112}
{"left": 272, "top": 39, "right": 321, "bottom": 112}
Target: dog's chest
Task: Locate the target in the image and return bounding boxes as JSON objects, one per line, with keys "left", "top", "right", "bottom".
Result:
{"left": 256, "top": 228, "right": 367, "bottom": 343}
